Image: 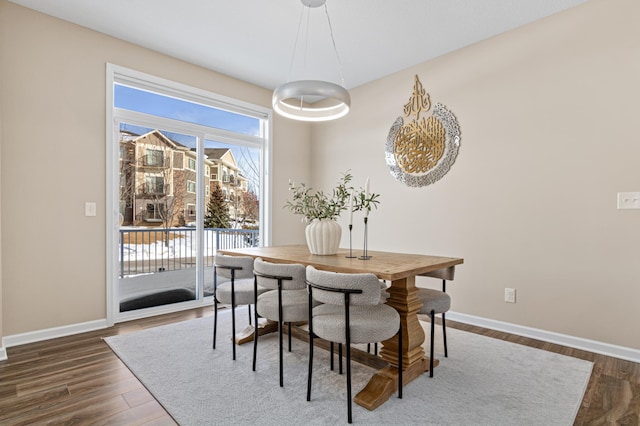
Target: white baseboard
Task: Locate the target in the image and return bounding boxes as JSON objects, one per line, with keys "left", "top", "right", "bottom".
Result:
{"left": 2, "top": 319, "right": 109, "bottom": 351}
{"left": 447, "top": 311, "right": 640, "bottom": 364}
{"left": 1, "top": 299, "right": 215, "bottom": 360}
{"left": 2, "top": 310, "right": 637, "bottom": 364}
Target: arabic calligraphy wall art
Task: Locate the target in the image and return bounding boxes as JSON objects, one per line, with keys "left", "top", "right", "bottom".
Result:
{"left": 385, "top": 75, "right": 461, "bottom": 187}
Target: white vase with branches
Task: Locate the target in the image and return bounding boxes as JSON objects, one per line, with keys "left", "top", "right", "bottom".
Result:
{"left": 285, "top": 171, "right": 379, "bottom": 255}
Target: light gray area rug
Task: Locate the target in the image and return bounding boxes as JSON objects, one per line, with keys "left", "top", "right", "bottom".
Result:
{"left": 105, "top": 310, "right": 593, "bottom": 425}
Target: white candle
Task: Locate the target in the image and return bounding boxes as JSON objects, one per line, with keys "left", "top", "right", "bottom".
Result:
{"left": 364, "top": 177, "right": 370, "bottom": 217}
{"left": 348, "top": 191, "right": 354, "bottom": 225}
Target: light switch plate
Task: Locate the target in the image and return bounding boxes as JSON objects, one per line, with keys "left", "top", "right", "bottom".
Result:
{"left": 617, "top": 192, "right": 640, "bottom": 210}
{"left": 85, "top": 202, "right": 97, "bottom": 217}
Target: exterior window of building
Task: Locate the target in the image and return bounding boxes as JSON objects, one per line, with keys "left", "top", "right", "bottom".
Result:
{"left": 146, "top": 202, "right": 164, "bottom": 220}
{"left": 145, "top": 149, "right": 164, "bottom": 166}
{"left": 187, "top": 180, "right": 196, "bottom": 193}
{"left": 173, "top": 151, "right": 184, "bottom": 169}
{"left": 145, "top": 176, "right": 164, "bottom": 194}
{"left": 186, "top": 203, "right": 196, "bottom": 218}
{"left": 187, "top": 158, "right": 196, "bottom": 170}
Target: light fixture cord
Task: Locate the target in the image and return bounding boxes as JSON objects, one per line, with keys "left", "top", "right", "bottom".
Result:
{"left": 324, "top": 2, "right": 346, "bottom": 88}
{"left": 286, "top": 5, "right": 307, "bottom": 84}
{"left": 286, "top": 4, "right": 310, "bottom": 109}
{"left": 287, "top": 1, "right": 345, "bottom": 87}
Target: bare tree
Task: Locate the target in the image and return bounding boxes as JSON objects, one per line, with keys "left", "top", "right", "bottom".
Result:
{"left": 241, "top": 189, "right": 259, "bottom": 227}
{"left": 136, "top": 155, "right": 185, "bottom": 246}
{"left": 119, "top": 130, "right": 189, "bottom": 246}
{"left": 119, "top": 141, "right": 136, "bottom": 225}
{"left": 235, "top": 146, "right": 260, "bottom": 198}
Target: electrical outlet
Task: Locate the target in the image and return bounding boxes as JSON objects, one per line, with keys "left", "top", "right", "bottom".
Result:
{"left": 617, "top": 192, "right": 640, "bottom": 209}
{"left": 504, "top": 288, "right": 516, "bottom": 303}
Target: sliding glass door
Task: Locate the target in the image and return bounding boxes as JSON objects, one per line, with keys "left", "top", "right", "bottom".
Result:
{"left": 117, "top": 123, "right": 200, "bottom": 313}
{"left": 107, "top": 64, "right": 271, "bottom": 322}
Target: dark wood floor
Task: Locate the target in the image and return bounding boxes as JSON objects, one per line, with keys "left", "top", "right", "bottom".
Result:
{"left": 0, "top": 307, "right": 638, "bottom": 425}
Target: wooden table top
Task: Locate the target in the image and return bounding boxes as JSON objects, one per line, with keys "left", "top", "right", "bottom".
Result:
{"left": 218, "top": 245, "right": 463, "bottom": 282}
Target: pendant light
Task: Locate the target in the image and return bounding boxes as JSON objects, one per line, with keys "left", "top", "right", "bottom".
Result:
{"left": 272, "top": 0, "right": 350, "bottom": 122}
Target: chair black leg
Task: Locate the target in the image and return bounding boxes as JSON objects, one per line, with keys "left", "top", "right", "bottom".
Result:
{"left": 252, "top": 276, "right": 258, "bottom": 371}
{"left": 278, "top": 318, "right": 284, "bottom": 387}
{"left": 398, "top": 322, "right": 403, "bottom": 399}
{"left": 213, "top": 298, "right": 218, "bottom": 349}
{"left": 339, "top": 343, "right": 343, "bottom": 375}
{"left": 288, "top": 322, "right": 292, "bottom": 352}
{"left": 429, "top": 310, "right": 435, "bottom": 377}
{"left": 252, "top": 305, "right": 259, "bottom": 372}
{"left": 442, "top": 312, "right": 448, "bottom": 358}
{"left": 346, "top": 343, "right": 353, "bottom": 424}
{"left": 231, "top": 293, "right": 237, "bottom": 361}
{"left": 307, "top": 288, "right": 314, "bottom": 402}
{"left": 307, "top": 326, "right": 314, "bottom": 401}
{"left": 330, "top": 342, "right": 334, "bottom": 371}
{"left": 366, "top": 342, "right": 379, "bottom": 355}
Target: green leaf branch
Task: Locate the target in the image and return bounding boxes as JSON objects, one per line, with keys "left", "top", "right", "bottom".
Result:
{"left": 284, "top": 171, "right": 380, "bottom": 222}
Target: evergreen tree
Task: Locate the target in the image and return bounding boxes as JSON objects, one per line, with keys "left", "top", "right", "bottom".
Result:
{"left": 205, "top": 183, "right": 231, "bottom": 228}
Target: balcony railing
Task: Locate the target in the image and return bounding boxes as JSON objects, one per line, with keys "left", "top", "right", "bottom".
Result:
{"left": 119, "top": 227, "right": 259, "bottom": 278}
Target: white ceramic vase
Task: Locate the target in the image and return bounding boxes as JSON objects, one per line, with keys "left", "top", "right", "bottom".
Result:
{"left": 305, "top": 218, "right": 342, "bottom": 255}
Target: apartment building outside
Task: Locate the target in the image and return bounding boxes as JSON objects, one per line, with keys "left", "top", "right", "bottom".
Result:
{"left": 119, "top": 129, "right": 249, "bottom": 227}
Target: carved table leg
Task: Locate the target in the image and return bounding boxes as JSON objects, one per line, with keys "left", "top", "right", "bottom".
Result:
{"left": 354, "top": 275, "right": 435, "bottom": 410}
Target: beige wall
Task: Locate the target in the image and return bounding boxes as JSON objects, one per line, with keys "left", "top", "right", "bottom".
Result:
{"left": 312, "top": 0, "right": 639, "bottom": 350}
{"left": 1, "top": 0, "right": 638, "bottom": 354}
{"left": 0, "top": 0, "right": 309, "bottom": 338}
{"left": 0, "top": 45, "right": 3, "bottom": 350}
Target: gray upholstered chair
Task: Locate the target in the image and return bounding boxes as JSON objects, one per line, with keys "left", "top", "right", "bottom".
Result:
{"left": 368, "top": 280, "right": 390, "bottom": 356}
{"left": 335, "top": 279, "right": 389, "bottom": 369}
{"left": 417, "top": 266, "right": 454, "bottom": 377}
{"left": 252, "top": 257, "right": 308, "bottom": 387}
{"left": 213, "top": 253, "right": 267, "bottom": 360}
{"left": 306, "top": 266, "right": 402, "bottom": 424}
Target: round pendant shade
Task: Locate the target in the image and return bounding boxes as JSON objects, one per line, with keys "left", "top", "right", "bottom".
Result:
{"left": 272, "top": 80, "right": 351, "bottom": 122}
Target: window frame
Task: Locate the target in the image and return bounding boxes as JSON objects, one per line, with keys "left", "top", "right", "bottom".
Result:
{"left": 187, "top": 180, "right": 196, "bottom": 194}
{"left": 106, "top": 63, "right": 272, "bottom": 326}
{"left": 145, "top": 148, "right": 165, "bottom": 167}
{"left": 187, "top": 157, "right": 196, "bottom": 170}
{"left": 186, "top": 203, "right": 196, "bottom": 219}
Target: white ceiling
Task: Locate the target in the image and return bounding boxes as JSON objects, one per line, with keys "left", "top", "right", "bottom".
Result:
{"left": 10, "top": 0, "right": 589, "bottom": 91}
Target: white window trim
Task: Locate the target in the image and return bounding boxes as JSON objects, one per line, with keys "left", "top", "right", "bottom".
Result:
{"left": 187, "top": 157, "right": 196, "bottom": 171}
{"left": 106, "top": 63, "right": 272, "bottom": 326}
